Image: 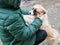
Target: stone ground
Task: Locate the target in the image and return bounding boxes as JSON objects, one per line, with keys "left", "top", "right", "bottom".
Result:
{"left": 0, "top": 0, "right": 60, "bottom": 45}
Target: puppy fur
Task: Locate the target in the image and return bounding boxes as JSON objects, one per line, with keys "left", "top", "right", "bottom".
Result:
{"left": 23, "top": 4, "right": 60, "bottom": 45}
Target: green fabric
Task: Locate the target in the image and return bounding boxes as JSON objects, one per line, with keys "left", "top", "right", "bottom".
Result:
{"left": 0, "top": 0, "right": 42, "bottom": 45}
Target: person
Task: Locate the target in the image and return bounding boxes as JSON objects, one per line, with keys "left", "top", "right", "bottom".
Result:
{"left": 0, "top": 0, "right": 47, "bottom": 45}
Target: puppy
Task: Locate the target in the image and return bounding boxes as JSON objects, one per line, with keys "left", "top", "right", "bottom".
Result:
{"left": 23, "top": 4, "right": 60, "bottom": 45}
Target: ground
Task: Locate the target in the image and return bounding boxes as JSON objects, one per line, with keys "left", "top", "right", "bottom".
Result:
{"left": 0, "top": 0, "right": 60, "bottom": 45}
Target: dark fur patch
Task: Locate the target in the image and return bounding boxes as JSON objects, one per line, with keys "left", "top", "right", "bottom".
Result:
{"left": 33, "top": 9, "right": 37, "bottom": 15}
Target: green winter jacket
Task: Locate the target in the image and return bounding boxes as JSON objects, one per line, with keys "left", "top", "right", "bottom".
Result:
{"left": 0, "top": 0, "right": 42, "bottom": 45}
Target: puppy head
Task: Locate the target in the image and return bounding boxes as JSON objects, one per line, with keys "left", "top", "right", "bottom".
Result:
{"left": 30, "top": 4, "right": 47, "bottom": 16}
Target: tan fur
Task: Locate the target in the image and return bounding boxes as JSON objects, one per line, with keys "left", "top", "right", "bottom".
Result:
{"left": 23, "top": 4, "right": 60, "bottom": 45}
{"left": 42, "top": 25, "right": 60, "bottom": 45}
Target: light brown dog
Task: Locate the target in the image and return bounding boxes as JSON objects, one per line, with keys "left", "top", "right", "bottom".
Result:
{"left": 23, "top": 4, "right": 60, "bottom": 45}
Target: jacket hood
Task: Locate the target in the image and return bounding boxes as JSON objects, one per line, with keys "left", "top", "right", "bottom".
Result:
{"left": 0, "top": 0, "right": 21, "bottom": 9}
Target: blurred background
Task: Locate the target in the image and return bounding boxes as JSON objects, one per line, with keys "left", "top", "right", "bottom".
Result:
{"left": 21, "top": 0, "right": 60, "bottom": 45}
{"left": 21, "top": 0, "right": 60, "bottom": 30}
{"left": 0, "top": 0, "right": 60, "bottom": 45}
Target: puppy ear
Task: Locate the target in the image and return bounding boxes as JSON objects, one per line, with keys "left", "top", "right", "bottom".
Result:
{"left": 43, "top": 10, "right": 46, "bottom": 14}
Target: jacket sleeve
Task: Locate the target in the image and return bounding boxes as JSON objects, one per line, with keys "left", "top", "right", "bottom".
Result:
{"left": 20, "top": 8, "right": 32, "bottom": 15}
{"left": 4, "top": 15, "right": 42, "bottom": 40}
